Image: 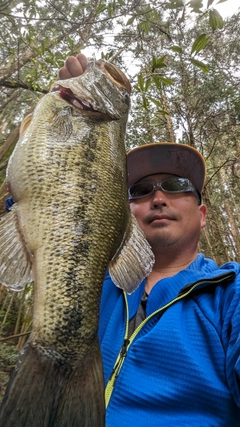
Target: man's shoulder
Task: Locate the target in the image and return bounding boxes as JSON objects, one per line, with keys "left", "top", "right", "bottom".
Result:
{"left": 218, "top": 261, "right": 240, "bottom": 290}
{"left": 198, "top": 255, "right": 240, "bottom": 286}
{"left": 193, "top": 260, "right": 240, "bottom": 322}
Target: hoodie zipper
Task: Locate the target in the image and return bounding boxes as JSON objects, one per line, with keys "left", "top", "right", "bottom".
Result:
{"left": 105, "top": 272, "right": 235, "bottom": 407}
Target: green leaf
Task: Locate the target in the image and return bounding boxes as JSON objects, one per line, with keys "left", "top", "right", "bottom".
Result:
{"left": 151, "top": 9, "right": 160, "bottom": 20}
{"left": 143, "top": 21, "right": 149, "bottom": 34}
{"left": 72, "top": 5, "right": 90, "bottom": 18}
{"left": 148, "top": 96, "right": 162, "bottom": 107}
{"left": 135, "top": 76, "right": 151, "bottom": 94}
{"left": 138, "top": 21, "right": 149, "bottom": 34}
{"left": 107, "top": 4, "right": 112, "bottom": 16}
{"left": 145, "top": 78, "right": 151, "bottom": 92}
{"left": 207, "top": 0, "right": 215, "bottom": 7}
{"left": 107, "top": 2, "right": 117, "bottom": 16}
{"left": 191, "top": 58, "right": 210, "bottom": 72}
{"left": 138, "top": 74, "right": 144, "bottom": 91}
{"left": 209, "top": 8, "right": 224, "bottom": 30}
{"left": 152, "top": 76, "right": 162, "bottom": 88}
{"left": 32, "top": 47, "right": 41, "bottom": 55}
{"left": 156, "top": 110, "right": 170, "bottom": 115}
{"left": 142, "top": 94, "right": 148, "bottom": 109}
{"left": 157, "top": 76, "right": 173, "bottom": 85}
{"left": 126, "top": 15, "right": 135, "bottom": 25}
{"left": 95, "top": 4, "right": 106, "bottom": 14}
{"left": 41, "top": 42, "right": 45, "bottom": 55}
{"left": 165, "top": 0, "right": 184, "bottom": 9}
{"left": 187, "top": 0, "right": 203, "bottom": 13}
{"left": 45, "top": 57, "right": 55, "bottom": 64}
{"left": 67, "top": 36, "right": 74, "bottom": 49}
{"left": 191, "top": 34, "right": 209, "bottom": 55}
{"left": 152, "top": 75, "right": 173, "bottom": 87}
{"left": 151, "top": 56, "right": 166, "bottom": 72}
{"left": 170, "top": 45, "right": 183, "bottom": 53}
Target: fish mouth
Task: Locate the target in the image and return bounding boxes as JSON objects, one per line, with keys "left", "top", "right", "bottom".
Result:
{"left": 51, "top": 85, "right": 97, "bottom": 113}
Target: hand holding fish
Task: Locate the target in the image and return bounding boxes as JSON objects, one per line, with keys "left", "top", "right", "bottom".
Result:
{"left": 58, "top": 53, "right": 88, "bottom": 79}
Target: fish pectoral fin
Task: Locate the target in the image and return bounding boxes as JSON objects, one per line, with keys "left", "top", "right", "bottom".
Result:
{"left": 0, "top": 206, "right": 32, "bottom": 291}
{"left": 109, "top": 213, "right": 155, "bottom": 294}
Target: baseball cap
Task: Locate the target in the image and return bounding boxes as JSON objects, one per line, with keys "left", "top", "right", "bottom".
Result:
{"left": 127, "top": 142, "right": 206, "bottom": 195}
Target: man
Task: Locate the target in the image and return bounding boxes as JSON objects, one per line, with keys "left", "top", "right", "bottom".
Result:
{"left": 59, "top": 55, "right": 240, "bottom": 426}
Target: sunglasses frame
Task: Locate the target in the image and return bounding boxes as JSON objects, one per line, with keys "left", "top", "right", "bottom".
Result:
{"left": 128, "top": 177, "right": 201, "bottom": 204}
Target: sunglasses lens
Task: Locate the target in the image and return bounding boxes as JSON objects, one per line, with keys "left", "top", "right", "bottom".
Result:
{"left": 129, "top": 183, "right": 153, "bottom": 199}
{"left": 161, "top": 178, "right": 189, "bottom": 192}
{"left": 128, "top": 178, "right": 198, "bottom": 201}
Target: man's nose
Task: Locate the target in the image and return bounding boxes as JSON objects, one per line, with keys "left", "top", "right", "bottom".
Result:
{"left": 151, "top": 188, "right": 167, "bottom": 207}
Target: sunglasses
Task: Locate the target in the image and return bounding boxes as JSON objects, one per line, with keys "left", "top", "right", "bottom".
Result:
{"left": 128, "top": 177, "right": 201, "bottom": 204}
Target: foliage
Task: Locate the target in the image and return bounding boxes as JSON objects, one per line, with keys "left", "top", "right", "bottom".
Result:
{"left": 0, "top": 283, "right": 32, "bottom": 397}
{"left": 0, "top": 343, "right": 18, "bottom": 403}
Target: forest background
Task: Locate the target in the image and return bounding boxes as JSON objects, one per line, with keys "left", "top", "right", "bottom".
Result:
{"left": 0, "top": 0, "right": 239, "bottom": 400}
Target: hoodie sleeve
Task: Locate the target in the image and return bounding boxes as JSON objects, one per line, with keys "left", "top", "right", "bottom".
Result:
{"left": 223, "top": 274, "right": 240, "bottom": 407}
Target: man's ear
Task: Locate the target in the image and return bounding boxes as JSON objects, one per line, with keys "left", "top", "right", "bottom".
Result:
{"left": 199, "top": 204, "right": 207, "bottom": 229}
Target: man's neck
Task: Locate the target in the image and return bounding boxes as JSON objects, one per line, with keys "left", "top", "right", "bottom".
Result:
{"left": 145, "top": 252, "right": 198, "bottom": 294}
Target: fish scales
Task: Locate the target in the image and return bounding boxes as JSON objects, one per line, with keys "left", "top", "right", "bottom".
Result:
{"left": 0, "top": 59, "right": 154, "bottom": 426}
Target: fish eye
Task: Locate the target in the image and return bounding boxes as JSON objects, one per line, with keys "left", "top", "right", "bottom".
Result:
{"left": 120, "top": 89, "right": 130, "bottom": 105}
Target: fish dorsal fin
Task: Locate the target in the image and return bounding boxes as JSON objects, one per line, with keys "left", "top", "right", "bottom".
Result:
{"left": 0, "top": 205, "right": 32, "bottom": 291}
{"left": 108, "top": 213, "right": 154, "bottom": 294}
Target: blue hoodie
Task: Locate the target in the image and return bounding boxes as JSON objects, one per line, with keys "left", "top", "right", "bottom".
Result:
{"left": 99, "top": 254, "right": 240, "bottom": 427}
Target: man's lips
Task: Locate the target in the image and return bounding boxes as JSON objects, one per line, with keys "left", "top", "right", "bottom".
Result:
{"left": 151, "top": 215, "right": 171, "bottom": 222}
{"left": 147, "top": 214, "right": 176, "bottom": 224}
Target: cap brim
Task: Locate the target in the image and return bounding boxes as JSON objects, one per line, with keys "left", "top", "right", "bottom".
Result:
{"left": 127, "top": 143, "right": 205, "bottom": 194}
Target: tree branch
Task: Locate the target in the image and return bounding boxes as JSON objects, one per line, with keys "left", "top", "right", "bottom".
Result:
{"left": 0, "top": 331, "right": 31, "bottom": 342}
{"left": 0, "top": 80, "right": 48, "bottom": 93}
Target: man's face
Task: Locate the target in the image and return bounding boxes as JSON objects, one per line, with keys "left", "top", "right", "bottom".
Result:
{"left": 129, "top": 174, "right": 206, "bottom": 254}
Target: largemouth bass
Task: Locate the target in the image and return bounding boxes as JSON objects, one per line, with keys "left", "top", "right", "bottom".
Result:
{"left": 0, "top": 59, "right": 154, "bottom": 426}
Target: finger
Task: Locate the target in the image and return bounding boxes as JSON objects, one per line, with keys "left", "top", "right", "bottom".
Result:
{"left": 76, "top": 53, "right": 88, "bottom": 72}
{"left": 58, "top": 67, "right": 72, "bottom": 80}
{"left": 57, "top": 53, "right": 88, "bottom": 80}
{"left": 64, "top": 55, "right": 86, "bottom": 77}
